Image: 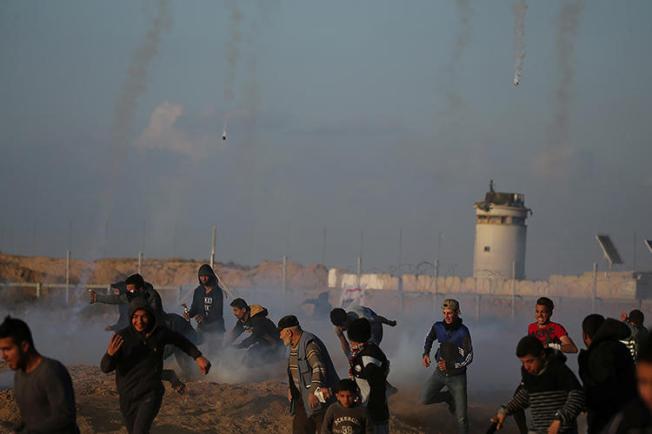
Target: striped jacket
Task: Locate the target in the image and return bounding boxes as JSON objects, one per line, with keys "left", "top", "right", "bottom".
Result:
{"left": 502, "top": 351, "right": 585, "bottom": 433}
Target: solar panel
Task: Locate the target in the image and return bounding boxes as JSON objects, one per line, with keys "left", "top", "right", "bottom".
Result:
{"left": 645, "top": 240, "right": 652, "bottom": 255}
{"left": 595, "top": 234, "right": 623, "bottom": 265}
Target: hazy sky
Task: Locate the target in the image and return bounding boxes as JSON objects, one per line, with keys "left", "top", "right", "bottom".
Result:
{"left": 1, "top": 0, "right": 651, "bottom": 279}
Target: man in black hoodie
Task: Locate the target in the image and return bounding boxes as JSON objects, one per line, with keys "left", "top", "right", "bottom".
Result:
{"left": 90, "top": 274, "right": 165, "bottom": 324}
{"left": 100, "top": 299, "right": 211, "bottom": 434}
{"left": 184, "top": 264, "right": 225, "bottom": 353}
{"left": 227, "top": 298, "right": 283, "bottom": 365}
{"left": 604, "top": 333, "right": 652, "bottom": 433}
{"left": 578, "top": 315, "right": 636, "bottom": 433}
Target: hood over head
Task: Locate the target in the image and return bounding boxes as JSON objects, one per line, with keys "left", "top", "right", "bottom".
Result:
{"left": 249, "top": 304, "right": 268, "bottom": 318}
{"left": 198, "top": 264, "right": 217, "bottom": 286}
{"left": 592, "top": 318, "right": 632, "bottom": 345}
{"left": 128, "top": 297, "right": 156, "bottom": 333}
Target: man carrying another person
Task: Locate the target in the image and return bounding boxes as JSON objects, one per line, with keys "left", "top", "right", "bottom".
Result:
{"left": 226, "top": 297, "right": 283, "bottom": 364}
{"left": 278, "top": 315, "right": 339, "bottom": 434}
{"left": 421, "top": 299, "right": 473, "bottom": 434}
{"left": 184, "top": 264, "right": 225, "bottom": 353}
{"left": 347, "top": 318, "right": 391, "bottom": 434}
{"left": 330, "top": 305, "right": 396, "bottom": 358}
{"left": 492, "top": 335, "right": 585, "bottom": 434}
{"left": 0, "top": 316, "right": 80, "bottom": 434}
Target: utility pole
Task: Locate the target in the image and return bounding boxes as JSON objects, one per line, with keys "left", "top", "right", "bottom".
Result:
{"left": 210, "top": 225, "right": 217, "bottom": 268}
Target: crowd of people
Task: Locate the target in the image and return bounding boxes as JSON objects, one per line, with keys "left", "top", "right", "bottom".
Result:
{"left": 1, "top": 264, "right": 652, "bottom": 434}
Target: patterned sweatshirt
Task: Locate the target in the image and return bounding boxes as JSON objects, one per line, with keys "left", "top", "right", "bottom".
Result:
{"left": 501, "top": 351, "right": 585, "bottom": 433}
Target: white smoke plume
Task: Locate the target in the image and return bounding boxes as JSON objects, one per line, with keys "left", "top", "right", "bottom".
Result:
{"left": 444, "top": 0, "right": 472, "bottom": 114}
{"left": 79, "top": 0, "right": 171, "bottom": 284}
{"left": 512, "top": 0, "right": 527, "bottom": 86}
{"left": 535, "top": 0, "right": 584, "bottom": 176}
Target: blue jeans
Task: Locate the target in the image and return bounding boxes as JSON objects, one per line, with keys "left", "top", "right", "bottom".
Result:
{"left": 421, "top": 369, "right": 468, "bottom": 434}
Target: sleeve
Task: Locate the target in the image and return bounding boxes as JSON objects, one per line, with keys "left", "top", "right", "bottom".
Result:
{"left": 306, "top": 341, "right": 327, "bottom": 388}
{"left": 188, "top": 288, "right": 201, "bottom": 317}
{"left": 555, "top": 323, "right": 568, "bottom": 338}
{"left": 162, "top": 329, "right": 202, "bottom": 359}
{"left": 319, "top": 405, "right": 334, "bottom": 434}
{"left": 95, "top": 292, "right": 128, "bottom": 305}
{"left": 454, "top": 329, "right": 473, "bottom": 369}
{"left": 25, "top": 363, "right": 77, "bottom": 431}
{"left": 150, "top": 290, "right": 164, "bottom": 317}
{"left": 503, "top": 386, "right": 530, "bottom": 414}
{"left": 100, "top": 353, "right": 118, "bottom": 373}
{"left": 555, "top": 368, "right": 585, "bottom": 424}
{"left": 228, "top": 321, "right": 245, "bottom": 345}
{"left": 527, "top": 323, "right": 536, "bottom": 335}
{"left": 556, "top": 389, "right": 585, "bottom": 425}
{"left": 423, "top": 325, "right": 437, "bottom": 356}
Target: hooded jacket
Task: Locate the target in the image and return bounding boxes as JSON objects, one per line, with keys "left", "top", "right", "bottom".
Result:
{"left": 230, "top": 304, "right": 282, "bottom": 349}
{"left": 100, "top": 299, "right": 202, "bottom": 400}
{"left": 578, "top": 318, "right": 636, "bottom": 433}
{"left": 96, "top": 280, "right": 165, "bottom": 324}
{"left": 188, "top": 264, "right": 225, "bottom": 333}
{"left": 423, "top": 317, "right": 473, "bottom": 376}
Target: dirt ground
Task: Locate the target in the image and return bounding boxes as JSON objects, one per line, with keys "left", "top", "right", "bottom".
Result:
{"left": 0, "top": 364, "right": 521, "bottom": 434}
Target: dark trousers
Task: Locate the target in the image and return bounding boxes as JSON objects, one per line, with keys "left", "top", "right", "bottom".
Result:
{"left": 120, "top": 391, "right": 163, "bottom": 434}
{"left": 293, "top": 399, "right": 325, "bottom": 434}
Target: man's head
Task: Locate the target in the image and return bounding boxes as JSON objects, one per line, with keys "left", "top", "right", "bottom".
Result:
{"left": 335, "top": 379, "right": 358, "bottom": 408}
{"left": 198, "top": 264, "right": 215, "bottom": 287}
{"left": 347, "top": 318, "right": 371, "bottom": 348}
{"left": 330, "top": 308, "right": 348, "bottom": 328}
{"left": 131, "top": 308, "right": 151, "bottom": 333}
{"left": 636, "top": 336, "right": 652, "bottom": 411}
{"left": 582, "top": 314, "right": 605, "bottom": 348}
{"left": 277, "top": 315, "right": 301, "bottom": 347}
{"left": 535, "top": 297, "right": 554, "bottom": 326}
{"left": 230, "top": 298, "right": 249, "bottom": 321}
{"left": 125, "top": 273, "right": 145, "bottom": 293}
{"left": 0, "top": 316, "right": 35, "bottom": 370}
{"left": 516, "top": 335, "right": 546, "bottom": 375}
{"left": 630, "top": 309, "right": 645, "bottom": 327}
{"left": 442, "top": 299, "right": 460, "bottom": 324}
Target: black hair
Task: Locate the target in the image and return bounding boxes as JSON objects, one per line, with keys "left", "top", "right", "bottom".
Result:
{"left": 230, "top": 298, "right": 249, "bottom": 310}
{"left": 125, "top": 273, "right": 145, "bottom": 289}
{"left": 330, "top": 308, "right": 347, "bottom": 327}
{"left": 582, "top": 314, "right": 605, "bottom": 339}
{"left": 335, "top": 378, "right": 358, "bottom": 394}
{"left": 630, "top": 309, "right": 645, "bottom": 327}
{"left": 516, "top": 335, "right": 544, "bottom": 358}
{"left": 536, "top": 297, "right": 554, "bottom": 313}
{"left": 0, "top": 316, "right": 35, "bottom": 349}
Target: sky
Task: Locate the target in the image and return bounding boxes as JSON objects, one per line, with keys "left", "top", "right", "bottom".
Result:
{"left": 0, "top": 0, "right": 651, "bottom": 279}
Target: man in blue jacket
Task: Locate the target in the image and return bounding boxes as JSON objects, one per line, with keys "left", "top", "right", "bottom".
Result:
{"left": 421, "top": 299, "right": 473, "bottom": 434}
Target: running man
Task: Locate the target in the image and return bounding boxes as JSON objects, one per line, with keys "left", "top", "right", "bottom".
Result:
{"left": 528, "top": 297, "right": 578, "bottom": 353}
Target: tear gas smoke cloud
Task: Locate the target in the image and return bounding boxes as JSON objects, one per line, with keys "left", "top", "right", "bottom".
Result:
{"left": 512, "top": 0, "right": 527, "bottom": 86}
{"left": 444, "top": 0, "right": 472, "bottom": 116}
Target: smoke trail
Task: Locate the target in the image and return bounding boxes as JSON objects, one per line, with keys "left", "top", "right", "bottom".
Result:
{"left": 512, "top": 0, "right": 527, "bottom": 86}
{"left": 452, "top": 0, "right": 471, "bottom": 66}
{"left": 536, "top": 0, "right": 584, "bottom": 175}
{"left": 551, "top": 0, "right": 584, "bottom": 148}
{"left": 224, "top": 0, "right": 241, "bottom": 103}
{"left": 444, "top": 0, "right": 472, "bottom": 114}
{"left": 80, "top": 1, "right": 171, "bottom": 283}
